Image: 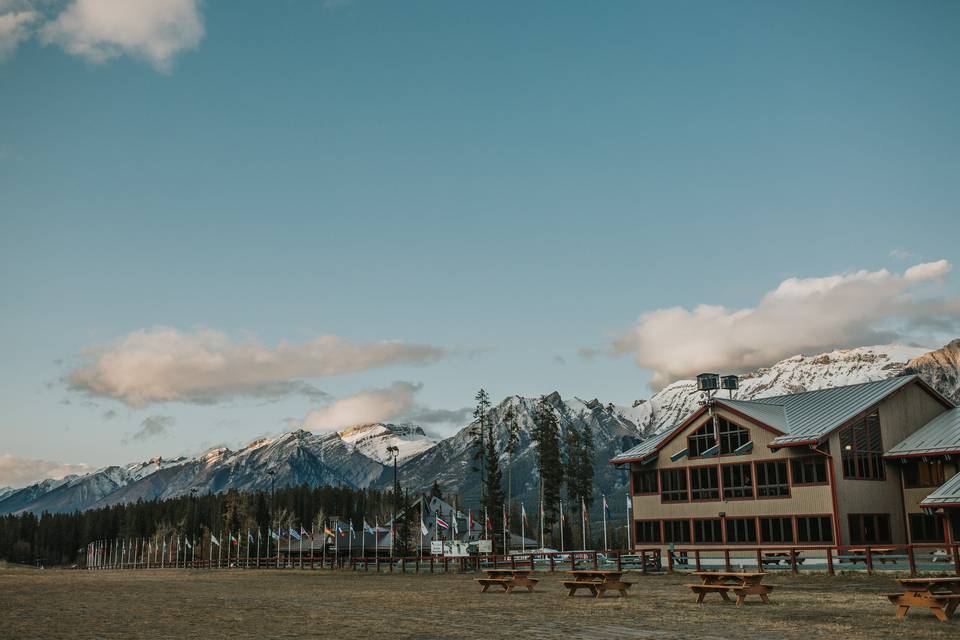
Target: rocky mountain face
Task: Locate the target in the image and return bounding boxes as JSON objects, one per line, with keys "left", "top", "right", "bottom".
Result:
{"left": 3, "top": 340, "right": 959, "bottom": 516}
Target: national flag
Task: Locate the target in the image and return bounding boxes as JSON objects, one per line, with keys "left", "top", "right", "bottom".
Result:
{"left": 184, "top": 538, "right": 192, "bottom": 549}
{"left": 211, "top": 534, "right": 221, "bottom": 547}
{"left": 603, "top": 495, "right": 610, "bottom": 519}
{"left": 288, "top": 527, "right": 301, "bottom": 541}
{"left": 336, "top": 523, "right": 346, "bottom": 538}
{"left": 502, "top": 505, "right": 508, "bottom": 531}
{"left": 323, "top": 525, "right": 334, "bottom": 537}
{"left": 248, "top": 531, "right": 255, "bottom": 544}
{"left": 451, "top": 513, "right": 459, "bottom": 535}
{"left": 626, "top": 495, "right": 632, "bottom": 512}
{"left": 300, "top": 526, "right": 310, "bottom": 539}
{"left": 436, "top": 515, "right": 449, "bottom": 530}
{"left": 467, "top": 511, "right": 473, "bottom": 532}
{"left": 486, "top": 514, "right": 493, "bottom": 531}
{"left": 363, "top": 521, "right": 375, "bottom": 535}
{"left": 420, "top": 517, "right": 429, "bottom": 537}
{"left": 230, "top": 533, "right": 239, "bottom": 546}
{"left": 270, "top": 528, "right": 280, "bottom": 540}
{"left": 521, "top": 504, "right": 528, "bottom": 526}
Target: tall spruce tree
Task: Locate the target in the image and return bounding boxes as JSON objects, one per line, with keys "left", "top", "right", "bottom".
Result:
{"left": 470, "top": 389, "right": 491, "bottom": 501}
{"left": 503, "top": 404, "right": 521, "bottom": 527}
{"left": 481, "top": 419, "right": 505, "bottom": 546}
{"left": 531, "top": 395, "right": 564, "bottom": 540}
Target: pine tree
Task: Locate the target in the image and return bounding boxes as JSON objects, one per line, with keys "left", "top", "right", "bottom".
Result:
{"left": 470, "top": 389, "right": 491, "bottom": 501}
{"left": 430, "top": 480, "right": 443, "bottom": 500}
{"left": 481, "top": 420, "right": 505, "bottom": 548}
{"left": 503, "top": 404, "right": 521, "bottom": 528}
{"left": 531, "top": 395, "right": 564, "bottom": 542}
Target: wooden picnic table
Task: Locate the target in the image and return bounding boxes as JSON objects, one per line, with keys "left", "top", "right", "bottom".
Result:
{"left": 474, "top": 568, "right": 539, "bottom": 594}
{"left": 762, "top": 551, "right": 805, "bottom": 566}
{"left": 686, "top": 572, "right": 774, "bottom": 606}
{"left": 843, "top": 547, "right": 903, "bottom": 564}
{"left": 884, "top": 577, "right": 960, "bottom": 622}
{"left": 562, "top": 570, "right": 633, "bottom": 598}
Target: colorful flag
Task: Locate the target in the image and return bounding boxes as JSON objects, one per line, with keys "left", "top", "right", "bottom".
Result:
{"left": 436, "top": 515, "right": 449, "bottom": 530}
{"left": 211, "top": 534, "right": 221, "bottom": 547}
{"left": 248, "top": 531, "right": 255, "bottom": 543}
{"left": 288, "top": 527, "right": 301, "bottom": 541}
{"left": 323, "top": 525, "right": 334, "bottom": 537}
{"left": 363, "top": 521, "right": 375, "bottom": 535}
{"left": 603, "top": 495, "right": 611, "bottom": 519}
{"left": 270, "top": 528, "right": 280, "bottom": 540}
{"left": 626, "top": 495, "right": 632, "bottom": 512}
{"left": 521, "top": 504, "right": 528, "bottom": 526}
{"left": 300, "top": 526, "right": 310, "bottom": 539}
{"left": 502, "top": 505, "right": 508, "bottom": 531}
{"left": 230, "top": 533, "right": 239, "bottom": 546}
{"left": 184, "top": 538, "right": 192, "bottom": 549}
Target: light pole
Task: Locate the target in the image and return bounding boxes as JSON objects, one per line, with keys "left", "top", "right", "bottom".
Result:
{"left": 387, "top": 446, "right": 399, "bottom": 557}
{"left": 267, "top": 469, "right": 277, "bottom": 566}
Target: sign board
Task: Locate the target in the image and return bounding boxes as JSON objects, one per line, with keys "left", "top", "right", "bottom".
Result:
{"left": 430, "top": 541, "right": 444, "bottom": 556}
{"left": 475, "top": 540, "right": 493, "bottom": 554}
{"left": 443, "top": 541, "right": 470, "bottom": 557}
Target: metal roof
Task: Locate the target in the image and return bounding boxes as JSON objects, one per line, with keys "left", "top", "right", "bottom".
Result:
{"left": 920, "top": 472, "right": 960, "bottom": 508}
{"left": 611, "top": 375, "right": 938, "bottom": 464}
{"left": 749, "top": 375, "right": 919, "bottom": 447}
{"left": 717, "top": 399, "right": 788, "bottom": 432}
{"left": 886, "top": 407, "right": 960, "bottom": 457}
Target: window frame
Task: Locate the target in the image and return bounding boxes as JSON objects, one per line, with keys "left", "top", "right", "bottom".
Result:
{"left": 908, "top": 513, "right": 945, "bottom": 543}
{"left": 689, "top": 464, "right": 720, "bottom": 502}
{"left": 759, "top": 516, "right": 794, "bottom": 544}
{"left": 839, "top": 411, "right": 886, "bottom": 481}
{"left": 848, "top": 513, "right": 892, "bottom": 545}
{"left": 724, "top": 517, "right": 758, "bottom": 544}
{"left": 662, "top": 519, "right": 692, "bottom": 544}
{"left": 634, "top": 519, "right": 662, "bottom": 544}
{"left": 721, "top": 462, "right": 754, "bottom": 500}
{"left": 659, "top": 468, "right": 689, "bottom": 503}
{"left": 754, "top": 460, "right": 790, "bottom": 499}
{"left": 790, "top": 457, "right": 828, "bottom": 486}
{"left": 795, "top": 515, "right": 834, "bottom": 544}
{"left": 902, "top": 460, "right": 946, "bottom": 489}
{"left": 632, "top": 468, "right": 659, "bottom": 495}
{"left": 692, "top": 518, "right": 723, "bottom": 544}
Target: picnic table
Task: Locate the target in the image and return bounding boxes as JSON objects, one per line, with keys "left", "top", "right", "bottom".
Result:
{"left": 686, "top": 572, "right": 774, "bottom": 606}
{"left": 562, "top": 570, "right": 633, "bottom": 598}
{"left": 762, "top": 551, "right": 805, "bottom": 567}
{"left": 474, "top": 568, "right": 539, "bottom": 594}
{"left": 840, "top": 547, "right": 904, "bottom": 564}
{"left": 883, "top": 577, "right": 960, "bottom": 622}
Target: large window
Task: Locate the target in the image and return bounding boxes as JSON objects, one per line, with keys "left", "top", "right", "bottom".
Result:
{"left": 690, "top": 466, "right": 719, "bottom": 501}
{"left": 903, "top": 460, "right": 945, "bottom": 488}
{"left": 725, "top": 518, "right": 757, "bottom": 544}
{"left": 660, "top": 469, "right": 689, "bottom": 502}
{"left": 722, "top": 463, "right": 753, "bottom": 499}
{"left": 663, "top": 520, "right": 691, "bottom": 544}
{"left": 848, "top": 513, "right": 891, "bottom": 545}
{"left": 759, "top": 517, "right": 793, "bottom": 543}
{"left": 632, "top": 469, "right": 658, "bottom": 494}
{"left": 840, "top": 411, "right": 885, "bottom": 480}
{"left": 796, "top": 516, "right": 833, "bottom": 543}
{"left": 687, "top": 417, "right": 750, "bottom": 458}
{"left": 791, "top": 457, "right": 827, "bottom": 485}
{"left": 755, "top": 461, "right": 789, "bottom": 497}
{"left": 909, "top": 514, "right": 945, "bottom": 543}
{"left": 694, "top": 519, "right": 723, "bottom": 544}
{"left": 635, "top": 520, "right": 661, "bottom": 544}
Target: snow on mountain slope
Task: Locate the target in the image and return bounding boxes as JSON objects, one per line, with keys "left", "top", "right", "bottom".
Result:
{"left": 0, "top": 487, "right": 13, "bottom": 501}
{"left": 0, "top": 475, "right": 81, "bottom": 514}
{"left": 339, "top": 423, "right": 436, "bottom": 465}
{"left": 907, "top": 339, "right": 960, "bottom": 403}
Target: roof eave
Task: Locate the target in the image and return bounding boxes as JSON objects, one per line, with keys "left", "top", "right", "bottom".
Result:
{"left": 883, "top": 449, "right": 960, "bottom": 460}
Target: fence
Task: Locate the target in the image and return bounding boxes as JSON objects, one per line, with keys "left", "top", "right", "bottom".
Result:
{"left": 82, "top": 544, "right": 960, "bottom": 577}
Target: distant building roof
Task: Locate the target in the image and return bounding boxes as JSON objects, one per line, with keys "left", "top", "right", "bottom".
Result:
{"left": 886, "top": 407, "right": 960, "bottom": 458}
{"left": 611, "top": 375, "right": 951, "bottom": 464}
{"left": 920, "top": 472, "right": 960, "bottom": 508}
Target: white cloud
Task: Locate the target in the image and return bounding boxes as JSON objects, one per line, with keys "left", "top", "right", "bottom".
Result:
{"left": 299, "top": 381, "right": 471, "bottom": 431}
{"left": 67, "top": 327, "right": 446, "bottom": 407}
{"left": 0, "top": 454, "right": 91, "bottom": 489}
{"left": 302, "top": 381, "right": 421, "bottom": 430}
{"left": 122, "top": 414, "right": 174, "bottom": 445}
{"left": 0, "top": 6, "right": 39, "bottom": 60}
{"left": 39, "top": 0, "right": 203, "bottom": 72}
{"left": 614, "top": 260, "right": 958, "bottom": 390}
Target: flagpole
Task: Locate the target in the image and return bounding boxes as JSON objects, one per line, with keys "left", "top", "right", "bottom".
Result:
{"left": 217, "top": 532, "right": 223, "bottom": 568}
{"left": 626, "top": 493, "right": 632, "bottom": 551}
{"left": 334, "top": 521, "right": 339, "bottom": 569}
{"left": 602, "top": 495, "right": 608, "bottom": 552}
{"left": 560, "top": 499, "right": 565, "bottom": 552}
{"left": 521, "top": 504, "right": 526, "bottom": 554}
{"left": 581, "top": 497, "right": 587, "bottom": 550}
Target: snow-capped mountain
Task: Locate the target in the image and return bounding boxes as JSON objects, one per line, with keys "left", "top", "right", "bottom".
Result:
{"left": 339, "top": 423, "right": 436, "bottom": 465}
{"left": 3, "top": 340, "right": 958, "bottom": 516}
{"left": 0, "top": 487, "right": 14, "bottom": 502}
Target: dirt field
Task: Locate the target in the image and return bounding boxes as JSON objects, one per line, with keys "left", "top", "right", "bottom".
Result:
{"left": 0, "top": 566, "right": 956, "bottom": 639}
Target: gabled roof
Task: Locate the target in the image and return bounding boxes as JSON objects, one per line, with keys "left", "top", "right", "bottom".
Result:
{"left": 886, "top": 407, "right": 960, "bottom": 458}
{"left": 920, "top": 472, "right": 960, "bottom": 508}
{"left": 610, "top": 375, "right": 952, "bottom": 465}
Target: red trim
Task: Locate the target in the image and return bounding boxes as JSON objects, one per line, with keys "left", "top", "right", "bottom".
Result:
{"left": 690, "top": 517, "right": 724, "bottom": 545}
{"left": 823, "top": 447, "right": 843, "bottom": 545}
{"left": 688, "top": 463, "right": 721, "bottom": 502}
{"left": 884, "top": 449, "right": 960, "bottom": 460}
{"left": 659, "top": 468, "right": 690, "bottom": 503}
{"left": 898, "top": 467, "right": 911, "bottom": 545}
{"left": 719, "top": 461, "right": 754, "bottom": 500}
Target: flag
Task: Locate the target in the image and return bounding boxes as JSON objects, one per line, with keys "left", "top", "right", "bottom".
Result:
{"left": 603, "top": 495, "right": 611, "bottom": 519}
{"left": 184, "top": 538, "right": 192, "bottom": 549}
{"left": 420, "top": 517, "right": 429, "bottom": 537}
{"left": 626, "top": 495, "right": 632, "bottom": 512}
{"left": 270, "top": 528, "right": 280, "bottom": 540}
{"left": 436, "top": 515, "right": 449, "bottom": 530}
{"left": 248, "top": 531, "right": 255, "bottom": 544}
{"left": 288, "top": 527, "right": 301, "bottom": 541}
{"left": 336, "top": 523, "right": 346, "bottom": 538}
{"left": 323, "top": 525, "right": 334, "bottom": 537}
{"left": 502, "top": 505, "right": 508, "bottom": 531}
{"left": 452, "top": 513, "right": 458, "bottom": 535}
{"left": 363, "top": 521, "right": 375, "bottom": 535}
{"left": 300, "top": 526, "right": 310, "bottom": 539}
{"left": 211, "top": 534, "right": 221, "bottom": 547}
{"left": 521, "top": 504, "right": 528, "bottom": 526}
{"left": 230, "top": 533, "right": 238, "bottom": 546}
{"left": 467, "top": 511, "right": 473, "bottom": 532}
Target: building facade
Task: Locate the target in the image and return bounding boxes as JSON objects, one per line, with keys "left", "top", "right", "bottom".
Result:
{"left": 612, "top": 375, "right": 957, "bottom": 549}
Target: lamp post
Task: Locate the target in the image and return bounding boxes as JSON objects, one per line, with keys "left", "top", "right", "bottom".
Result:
{"left": 267, "top": 469, "right": 277, "bottom": 565}
{"left": 387, "top": 446, "right": 399, "bottom": 557}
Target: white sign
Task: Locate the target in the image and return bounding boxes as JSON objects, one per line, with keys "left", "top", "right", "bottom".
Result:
{"left": 475, "top": 540, "right": 493, "bottom": 554}
{"left": 430, "top": 541, "right": 444, "bottom": 555}
{"left": 444, "top": 541, "right": 470, "bottom": 557}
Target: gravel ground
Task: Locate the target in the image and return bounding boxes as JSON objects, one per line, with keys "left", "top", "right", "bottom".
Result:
{"left": 0, "top": 566, "right": 957, "bottom": 639}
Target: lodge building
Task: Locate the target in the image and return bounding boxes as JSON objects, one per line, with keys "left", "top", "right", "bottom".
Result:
{"left": 612, "top": 375, "right": 960, "bottom": 549}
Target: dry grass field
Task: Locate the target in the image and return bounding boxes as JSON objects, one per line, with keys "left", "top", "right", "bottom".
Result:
{"left": 0, "top": 565, "right": 957, "bottom": 639}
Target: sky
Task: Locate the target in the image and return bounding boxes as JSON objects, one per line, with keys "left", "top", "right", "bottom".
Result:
{"left": 1, "top": 0, "right": 959, "bottom": 487}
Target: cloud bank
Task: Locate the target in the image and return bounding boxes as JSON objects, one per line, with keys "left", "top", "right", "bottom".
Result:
{"left": 300, "top": 381, "right": 471, "bottom": 431}
{"left": 1, "top": 0, "right": 204, "bottom": 71}
{"left": 67, "top": 327, "right": 446, "bottom": 407}
{"left": 614, "top": 260, "right": 958, "bottom": 389}
{"left": 0, "top": 454, "right": 91, "bottom": 489}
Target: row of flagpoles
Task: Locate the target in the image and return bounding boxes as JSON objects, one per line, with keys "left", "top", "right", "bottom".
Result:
{"left": 86, "top": 493, "right": 635, "bottom": 568}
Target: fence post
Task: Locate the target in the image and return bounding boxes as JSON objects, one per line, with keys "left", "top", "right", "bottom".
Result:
{"left": 826, "top": 548, "right": 834, "bottom": 576}
{"left": 593, "top": 552, "right": 599, "bottom": 570}
{"left": 865, "top": 547, "right": 874, "bottom": 576}
{"left": 953, "top": 544, "right": 959, "bottom": 576}
{"left": 755, "top": 549, "right": 763, "bottom": 572}
{"left": 907, "top": 546, "right": 916, "bottom": 576}
{"left": 723, "top": 549, "right": 731, "bottom": 572}
{"left": 549, "top": 554, "right": 555, "bottom": 573}
{"left": 695, "top": 550, "right": 702, "bottom": 572}
{"left": 790, "top": 548, "right": 798, "bottom": 575}
{"left": 640, "top": 550, "right": 647, "bottom": 575}
{"left": 667, "top": 550, "right": 674, "bottom": 573}
{"left": 616, "top": 552, "right": 622, "bottom": 572}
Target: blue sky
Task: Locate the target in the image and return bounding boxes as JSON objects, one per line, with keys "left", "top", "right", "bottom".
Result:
{"left": 1, "top": 0, "right": 958, "bottom": 485}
